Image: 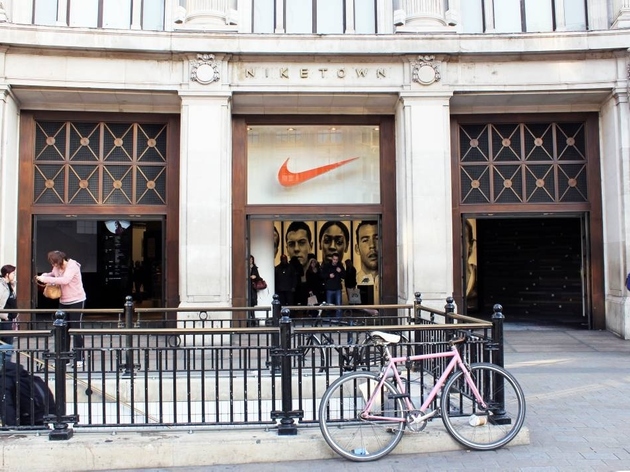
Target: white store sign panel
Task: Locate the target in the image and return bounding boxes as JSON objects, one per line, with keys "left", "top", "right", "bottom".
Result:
{"left": 247, "top": 125, "right": 380, "bottom": 205}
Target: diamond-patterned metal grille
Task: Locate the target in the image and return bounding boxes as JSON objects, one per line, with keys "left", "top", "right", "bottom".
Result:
{"left": 491, "top": 124, "right": 521, "bottom": 163}
{"left": 458, "top": 122, "right": 588, "bottom": 205}
{"left": 493, "top": 165, "right": 522, "bottom": 203}
{"left": 33, "top": 121, "right": 167, "bottom": 206}
{"left": 459, "top": 124, "right": 489, "bottom": 163}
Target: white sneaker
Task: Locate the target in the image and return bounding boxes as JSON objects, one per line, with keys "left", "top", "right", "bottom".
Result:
{"left": 75, "top": 361, "right": 84, "bottom": 369}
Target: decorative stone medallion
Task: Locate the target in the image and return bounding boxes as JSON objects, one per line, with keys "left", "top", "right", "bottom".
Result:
{"left": 191, "top": 53, "right": 220, "bottom": 85}
{"left": 411, "top": 55, "right": 441, "bottom": 86}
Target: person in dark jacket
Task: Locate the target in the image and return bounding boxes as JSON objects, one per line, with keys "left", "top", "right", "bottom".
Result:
{"left": 0, "top": 265, "right": 17, "bottom": 367}
{"left": 289, "top": 255, "right": 306, "bottom": 308}
{"left": 320, "top": 253, "right": 345, "bottom": 318}
{"left": 249, "top": 255, "right": 261, "bottom": 307}
{"left": 344, "top": 258, "right": 358, "bottom": 303}
{"left": 274, "top": 255, "right": 296, "bottom": 307}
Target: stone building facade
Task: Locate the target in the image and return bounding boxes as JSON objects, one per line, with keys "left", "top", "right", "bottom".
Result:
{"left": 0, "top": 1, "right": 629, "bottom": 337}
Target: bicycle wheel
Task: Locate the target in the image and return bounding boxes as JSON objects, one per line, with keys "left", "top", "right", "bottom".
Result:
{"left": 291, "top": 332, "right": 326, "bottom": 372}
{"left": 318, "top": 371, "right": 406, "bottom": 462}
{"left": 441, "top": 363, "right": 526, "bottom": 450}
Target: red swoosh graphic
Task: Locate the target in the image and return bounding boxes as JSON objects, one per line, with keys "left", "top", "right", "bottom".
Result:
{"left": 277, "top": 157, "right": 359, "bottom": 187}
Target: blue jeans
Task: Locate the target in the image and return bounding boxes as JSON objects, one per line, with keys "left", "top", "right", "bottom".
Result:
{"left": 325, "top": 290, "right": 342, "bottom": 318}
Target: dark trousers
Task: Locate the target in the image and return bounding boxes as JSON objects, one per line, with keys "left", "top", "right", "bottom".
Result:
{"left": 276, "top": 291, "right": 294, "bottom": 307}
{"left": 60, "top": 300, "right": 84, "bottom": 361}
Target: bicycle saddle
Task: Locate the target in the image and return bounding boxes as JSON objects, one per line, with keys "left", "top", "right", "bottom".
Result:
{"left": 370, "top": 331, "right": 401, "bottom": 345}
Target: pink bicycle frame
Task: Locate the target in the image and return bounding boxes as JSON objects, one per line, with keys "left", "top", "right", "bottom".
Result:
{"left": 361, "top": 344, "right": 487, "bottom": 421}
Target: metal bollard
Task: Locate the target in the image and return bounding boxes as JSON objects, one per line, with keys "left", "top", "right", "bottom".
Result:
{"left": 123, "top": 295, "right": 135, "bottom": 377}
{"left": 276, "top": 309, "right": 300, "bottom": 435}
{"left": 444, "top": 296, "right": 455, "bottom": 324}
{"left": 269, "top": 294, "right": 281, "bottom": 373}
{"left": 491, "top": 303, "right": 505, "bottom": 369}
{"left": 490, "top": 304, "right": 507, "bottom": 420}
{"left": 48, "top": 310, "right": 78, "bottom": 440}
{"left": 413, "top": 292, "right": 422, "bottom": 323}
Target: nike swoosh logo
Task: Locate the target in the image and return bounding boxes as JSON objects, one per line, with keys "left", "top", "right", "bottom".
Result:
{"left": 277, "top": 157, "right": 359, "bottom": 187}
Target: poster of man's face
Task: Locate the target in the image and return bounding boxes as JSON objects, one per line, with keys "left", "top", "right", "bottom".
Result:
{"left": 284, "top": 221, "right": 314, "bottom": 270}
{"left": 355, "top": 220, "right": 379, "bottom": 274}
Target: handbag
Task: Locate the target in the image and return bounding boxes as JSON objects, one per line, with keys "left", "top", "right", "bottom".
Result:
{"left": 36, "top": 280, "right": 62, "bottom": 299}
{"left": 348, "top": 287, "right": 361, "bottom": 304}
{"left": 307, "top": 292, "right": 318, "bottom": 306}
{"left": 254, "top": 278, "right": 267, "bottom": 291}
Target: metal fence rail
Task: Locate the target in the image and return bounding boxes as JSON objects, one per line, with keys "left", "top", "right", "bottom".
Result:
{"left": 0, "top": 293, "right": 504, "bottom": 439}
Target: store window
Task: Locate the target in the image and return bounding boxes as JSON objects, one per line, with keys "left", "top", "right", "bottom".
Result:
{"left": 460, "top": 0, "right": 587, "bottom": 33}
{"left": 253, "top": 0, "right": 376, "bottom": 34}
{"left": 33, "top": 0, "right": 165, "bottom": 30}
{"left": 33, "top": 0, "right": 57, "bottom": 25}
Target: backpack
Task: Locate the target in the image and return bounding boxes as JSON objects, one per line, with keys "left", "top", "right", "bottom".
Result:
{"left": 29, "top": 374, "right": 55, "bottom": 425}
{"left": 1, "top": 363, "right": 54, "bottom": 426}
{"left": 626, "top": 273, "right": 630, "bottom": 291}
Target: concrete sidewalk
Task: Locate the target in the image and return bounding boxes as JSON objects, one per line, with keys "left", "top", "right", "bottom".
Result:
{"left": 4, "top": 323, "right": 630, "bottom": 472}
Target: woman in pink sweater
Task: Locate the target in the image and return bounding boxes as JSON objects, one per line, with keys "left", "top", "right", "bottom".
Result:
{"left": 36, "top": 250, "right": 86, "bottom": 367}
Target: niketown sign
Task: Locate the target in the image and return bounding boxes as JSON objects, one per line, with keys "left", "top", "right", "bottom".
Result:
{"left": 245, "top": 67, "right": 388, "bottom": 79}
{"left": 234, "top": 63, "right": 403, "bottom": 87}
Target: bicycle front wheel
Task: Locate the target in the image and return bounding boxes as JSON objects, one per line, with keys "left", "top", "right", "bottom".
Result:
{"left": 318, "top": 371, "right": 406, "bottom": 462}
{"left": 441, "top": 363, "right": 526, "bottom": 450}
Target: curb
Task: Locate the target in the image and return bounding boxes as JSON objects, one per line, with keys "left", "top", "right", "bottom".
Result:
{"left": 0, "top": 425, "right": 530, "bottom": 471}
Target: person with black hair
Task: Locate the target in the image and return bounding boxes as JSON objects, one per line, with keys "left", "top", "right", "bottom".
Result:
{"left": 249, "top": 255, "right": 261, "bottom": 307}
{"left": 320, "top": 253, "right": 346, "bottom": 318}
{"left": 274, "top": 254, "right": 296, "bottom": 306}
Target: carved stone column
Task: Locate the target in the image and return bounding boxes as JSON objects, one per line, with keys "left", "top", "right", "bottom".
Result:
{"left": 178, "top": 53, "right": 232, "bottom": 307}
{"left": 181, "top": 0, "right": 237, "bottom": 29}
{"left": 395, "top": 0, "right": 457, "bottom": 31}
{"left": 396, "top": 91, "right": 454, "bottom": 309}
{"left": 612, "top": 0, "right": 630, "bottom": 29}
{"left": 178, "top": 92, "right": 233, "bottom": 306}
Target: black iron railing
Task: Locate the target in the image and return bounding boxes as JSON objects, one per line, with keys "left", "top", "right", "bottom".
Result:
{"left": 0, "top": 293, "right": 503, "bottom": 440}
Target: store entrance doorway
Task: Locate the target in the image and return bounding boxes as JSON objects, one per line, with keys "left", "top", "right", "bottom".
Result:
{"left": 464, "top": 216, "right": 588, "bottom": 328}
{"left": 33, "top": 217, "right": 164, "bottom": 314}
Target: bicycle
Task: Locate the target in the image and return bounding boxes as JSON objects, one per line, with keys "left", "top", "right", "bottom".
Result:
{"left": 291, "top": 304, "right": 405, "bottom": 372}
{"left": 318, "top": 330, "right": 526, "bottom": 461}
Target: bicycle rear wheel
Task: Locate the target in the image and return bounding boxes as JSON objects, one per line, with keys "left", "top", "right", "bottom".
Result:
{"left": 318, "top": 371, "right": 406, "bottom": 462}
{"left": 441, "top": 363, "right": 526, "bottom": 450}
{"left": 291, "top": 332, "right": 326, "bottom": 372}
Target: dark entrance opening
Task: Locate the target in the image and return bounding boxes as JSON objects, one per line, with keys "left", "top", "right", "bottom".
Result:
{"left": 33, "top": 218, "right": 164, "bottom": 315}
{"left": 466, "top": 217, "right": 587, "bottom": 327}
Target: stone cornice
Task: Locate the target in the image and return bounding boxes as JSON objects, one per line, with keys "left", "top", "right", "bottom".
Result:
{"left": 1, "top": 23, "right": 630, "bottom": 57}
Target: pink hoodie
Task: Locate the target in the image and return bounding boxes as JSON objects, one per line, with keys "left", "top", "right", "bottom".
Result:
{"left": 39, "top": 259, "right": 86, "bottom": 305}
